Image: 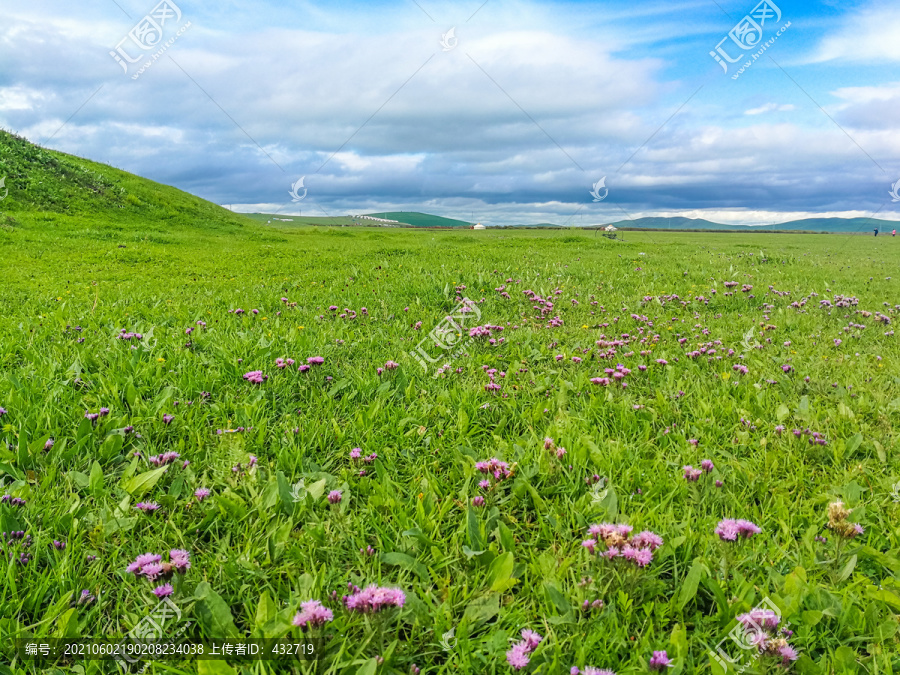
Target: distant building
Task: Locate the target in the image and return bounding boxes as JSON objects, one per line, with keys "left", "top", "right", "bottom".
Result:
{"left": 473, "top": 223, "right": 486, "bottom": 230}
{"left": 604, "top": 225, "right": 617, "bottom": 231}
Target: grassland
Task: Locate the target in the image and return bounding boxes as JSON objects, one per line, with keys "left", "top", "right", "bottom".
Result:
{"left": 1, "top": 198, "right": 899, "bottom": 675}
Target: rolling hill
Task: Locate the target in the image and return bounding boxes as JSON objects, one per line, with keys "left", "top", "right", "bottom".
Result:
{"left": 0, "top": 129, "right": 248, "bottom": 230}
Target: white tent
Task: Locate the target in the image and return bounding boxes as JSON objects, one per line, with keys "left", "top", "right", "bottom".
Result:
{"left": 473, "top": 223, "right": 486, "bottom": 230}
{"left": 604, "top": 224, "right": 617, "bottom": 231}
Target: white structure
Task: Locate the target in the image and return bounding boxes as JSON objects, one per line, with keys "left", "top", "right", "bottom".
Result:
{"left": 604, "top": 224, "right": 617, "bottom": 232}
{"left": 473, "top": 223, "right": 486, "bottom": 230}
{"left": 352, "top": 215, "right": 400, "bottom": 224}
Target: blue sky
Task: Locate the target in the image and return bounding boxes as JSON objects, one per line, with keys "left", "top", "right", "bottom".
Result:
{"left": 2, "top": 0, "right": 899, "bottom": 225}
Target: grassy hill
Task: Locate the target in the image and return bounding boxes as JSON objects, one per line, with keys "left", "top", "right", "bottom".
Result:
{"left": 0, "top": 129, "right": 248, "bottom": 231}
{"left": 367, "top": 212, "right": 473, "bottom": 228}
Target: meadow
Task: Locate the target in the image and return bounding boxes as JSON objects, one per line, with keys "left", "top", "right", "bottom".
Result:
{"left": 1, "top": 218, "right": 899, "bottom": 675}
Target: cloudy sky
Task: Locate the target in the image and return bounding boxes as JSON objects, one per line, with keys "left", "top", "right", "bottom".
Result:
{"left": 2, "top": 0, "right": 899, "bottom": 225}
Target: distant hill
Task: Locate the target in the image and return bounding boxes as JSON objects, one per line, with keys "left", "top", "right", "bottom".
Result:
{"left": 0, "top": 129, "right": 248, "bottom": 230}
{"left": 367, "top": 212, "right": 473, "bottom": 228}
{"left": 595, "top": 216, "right": 898, "bottom": 233}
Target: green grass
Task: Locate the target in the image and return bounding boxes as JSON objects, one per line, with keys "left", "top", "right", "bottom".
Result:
{"left": 0, "top": 133, "right": 898, "bottom": 674}
{"left": 1, "top": 218, "right": 898, "bottom": 675}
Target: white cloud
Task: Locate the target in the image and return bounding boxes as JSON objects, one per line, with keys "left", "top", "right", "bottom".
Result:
{"left": 809, "top": 4, "right": 900, "bottom": 63}
{"left": 744, "top": 103, "right": 796, "bottom": 115}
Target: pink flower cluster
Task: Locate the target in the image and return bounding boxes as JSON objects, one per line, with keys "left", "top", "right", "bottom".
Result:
{"left": 149, "top": 451, "right": 180, "bottom": 466}
{"left": 715, "top": 518, "right": 761, "bottom": 541}
{"left": 506, "top": 629, "right": 542, "bottom": 670}
{"left": 734, "top": 608, "right": 799, "bottom": 666}
{"left": 683, "top": 460, "right": 714, "bottom": 481}
{"left": 543, "top": 437, "right": 567, "bottom": 459}
{"left": 476, "top": 458, "right": 512, "bottom": 481}
{"left": 591, "top": 363, "right": 632, "bottom": 388}
{"left": 126, "top": 549, "right": 191, "bottom": 597}
{"left": 581, "top": 523, "right": 662, "bottom": 567}
{"left": 292, "top": 600, "right": 334, "bottom": 629}
{"left": 343, "top": 584, "right": 406, "bottom": 613}
{"left": 243, "top": 370, "right": 266, "bottom": 384}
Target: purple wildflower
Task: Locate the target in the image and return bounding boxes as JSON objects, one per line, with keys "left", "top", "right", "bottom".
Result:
{"left": 292, "top": 600, "right": 334, "bottom": 628}
{"left": 649, "top": 650, "right": 672, "bottom": 671}
{"left": 343, "top": 585, "right": 406, "bottom": 613}
{"left": 153, "top": 583, "right": 174, "bottom": 598}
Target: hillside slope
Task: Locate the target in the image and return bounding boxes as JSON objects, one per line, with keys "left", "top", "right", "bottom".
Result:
{"left": 0, "top": 129, "right": 248, "bottom": 230}
{"left": 367, "top": 212, "right": 473, "bottom": 228}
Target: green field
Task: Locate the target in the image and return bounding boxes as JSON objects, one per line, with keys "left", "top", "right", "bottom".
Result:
{"left": 1, "top": 131, "right": 899, "bottom": 674}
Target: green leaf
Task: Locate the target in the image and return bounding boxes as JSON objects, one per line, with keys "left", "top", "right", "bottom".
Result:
{"left": 255, "top": 590, "right": 277, "bottom": 630}
{"left": 463, "top": 592, "right": 500, "bottom": 627}
{"left": 543, "top": 582, "right": 571, "bottom": 615}
{"left": 70, "top": 471, "right": 90, "bottom": 488}
{"left": 844, "top": 433, "right": 862, "bottom": 455}
{"left": 89, "top": 461, "right": 103, "bottom": 497}
{"left": 121, "top": 465, "right": 168, "bottom": 497}
{"left": 487, "top": 551, "right": 516, "bottom": 592}
{"left": 801, "top": 610, "right": 823, "bottom": 626}
{"left": 775, "top": 403, "right": 790, "bottom": 421}
{"left": 276, "top": 471, "right": 295, "bottom": 515}
{"left": 832, "top": 646, "right": 858, "bottom": 672}
{"left": 838, "top": 554, "right": 857, "bottom": 582}
{"left": 457, "top": 409, "right": 469, "bottom": 435}
{"left": 76, "top": 417, "right": 93, "bottom": 443}
{"left": 523, "top": 480, "right": 547, "bottom": 512}
{"left": 125, "top": 379, "right": 139, "bottom": 407}
{"left": 306, "top": 478, "right": 327, "bottom": 501}
{"left": 497, "top": 521, "right": 515, "bottom": 552}
{"left": 103, "top": 516, "right": 136, "bottom": 536}
{"left": 467, "top": 507, "right": 484, "bottom": 551}
{"left": 381, "top": 551, "right": 431, "bottom": 583}
{"left": 402, "top": 527, "right": 434, "bottom": 549}
{"left": 874, "top": 620, "right": 898, "bottom": 642}
{"left": 54, "top": 608, "right": 80, "bottom": 639}
{"left": 99, "top": 433, "right": 123, "bottom": 461}
{"left": 677, "top": 559, "right": 705, "bottom": 611}
{"left": 198, "top": 662, "right": 237, "bottom": 675}
{"left": 356, "top": 658, "right": 378, "bottom": 675}
{"left": 194, "top": 581, "right": 240, "bottom": 638}
{"left": 597, "top": 483, "right": 618, "bottom": 519}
